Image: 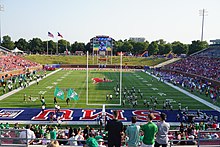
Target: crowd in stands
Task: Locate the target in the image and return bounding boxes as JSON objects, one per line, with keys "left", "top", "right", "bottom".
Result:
{"left": 163, "top": 55, "right": 220, "bottom": 81}
{"left": 154, "top": 70, "right": 220, "bottom": 104}
{"left": 168, "top": 122, "right": 220, "bottom": 146}
{"left": 0, "top": 53, "right": 40, "bottom": 72}
{"left": 199, "top": 47, "right": 220, "bottom": 57}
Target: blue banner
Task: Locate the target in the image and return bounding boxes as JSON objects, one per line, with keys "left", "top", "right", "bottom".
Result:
{"left": 0, "top": 108, "right": 219, "bottom": 124}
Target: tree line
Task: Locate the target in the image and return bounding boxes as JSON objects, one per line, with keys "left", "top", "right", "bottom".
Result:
{"left": 1, "top": 35, "right": 208, "bottom": 56}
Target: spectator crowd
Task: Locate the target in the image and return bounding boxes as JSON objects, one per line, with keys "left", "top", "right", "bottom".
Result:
{"left": 164, "top": 55, "right": 220, "bottom": 81}
{"left": 0, "top": 53, "right": 40, "bottom": 72}
{"left": 154, "top": 70, "right": 220, "bottom": 104}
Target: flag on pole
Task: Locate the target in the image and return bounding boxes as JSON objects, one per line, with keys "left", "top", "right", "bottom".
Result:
{"left": 48, "top": 32, "right": 54, "bottom": 38}
{"left": 54, "top": 86, "right": 64, "bottom": 100}
{"left": 58, "top": 32, "right": 63, "bottom": 38}
{"left": 67, "top": 88, "right": 79, "bottom": 100}
{"left": 65, "top": 48, "right": 69, "bottom": 55}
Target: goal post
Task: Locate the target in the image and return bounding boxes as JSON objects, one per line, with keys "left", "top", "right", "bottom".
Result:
{"left": 86, "top": 51, "right": 123, "bottom": 106}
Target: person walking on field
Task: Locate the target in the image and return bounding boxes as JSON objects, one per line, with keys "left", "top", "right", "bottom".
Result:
{"left": 126, "top": 116, "right": 140, "bottom": 147}
{"left": 105, "top": 110, "right": 123, "bottom": 147}
{"left": 155, "top": 113, "right": 170, "bottom": 147}
{"left": 141, "top": 113, "right": 158, "bottom": 147}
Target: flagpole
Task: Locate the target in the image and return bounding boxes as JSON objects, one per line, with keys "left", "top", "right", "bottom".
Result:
{"left": 47, "top": 40, "right": 48, "bottom": 55}
{"left": 57, "top": 40, "right": 58, "bottom": 55}
{"left": 57, "top": 34, "right": 58, "bottom": 55}
{"left": 86, "top": 51, "right": 89, "bottom": 105}
{"left": 120, "top": 51, "right": 122, "bottom": 106}
{"left": 66, "top": 41, "right": 67, "bottom": 55}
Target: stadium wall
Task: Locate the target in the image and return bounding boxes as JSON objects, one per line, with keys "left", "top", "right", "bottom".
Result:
{"left": 60, "top": 64, "right": 143, "bottom": 69}
{"left": 0, "top": 108, "right": 219, "bottom": 125}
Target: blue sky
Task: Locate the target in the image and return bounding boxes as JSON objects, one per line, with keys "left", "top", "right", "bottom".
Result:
{"left": 1, "top": 0, "right": 220, "bottom": 44}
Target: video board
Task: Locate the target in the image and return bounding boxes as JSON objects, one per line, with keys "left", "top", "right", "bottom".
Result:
{"left": 92, "top": 36, "right": 113, "bottom": 51}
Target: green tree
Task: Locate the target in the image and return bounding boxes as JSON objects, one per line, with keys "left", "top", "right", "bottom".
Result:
{"left": 58, "top": 39, "right": 70, "bottom": 53}
{"left": 172, "top": 41, "right": 188, "bottom": 55}
{"left": 157, "top": 39, "right": 166, "bottom": 55}
{"left": 120, "top": 41, "right": 133, "bottom": 53}
{"left": 188, "top": 40, "right": 208, "bottom": 55}
{"left": 148, "top": 41, "right": 159, "bottom": 55}
{"left": 15, "top": 38, "right": 28, "bottom": 52}
{"left": 2, "top": 35, "right": 15, "bottom": 50}
{"left": 78, "top": 43, "right": 86, "bottom": 52}
{"left": 114, "top": 40, "right": 123, "bottom": 55}
{"left": 130, "top": 41, "right": 149, "bottom": 55}
{"left": 42, "top": 40, "right": 56, "bottom": 54}
{"left": 85, "top": 42, "right": 92, "bottom": 53}
{"left": 48, "top": 40, "right": 57, "bottom": 54}
{"left": 71, "top": 41, "right": 86, "bottom": 53}
{"left": 164, "top": 43, "right": 172, "bottom": 54}
{"left": 28, "top": 38, "right": 43, "bottom": 53}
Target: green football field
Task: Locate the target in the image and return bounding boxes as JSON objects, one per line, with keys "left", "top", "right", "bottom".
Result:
{"left": 0, "top": 69, "right": 211, "bottom": 110}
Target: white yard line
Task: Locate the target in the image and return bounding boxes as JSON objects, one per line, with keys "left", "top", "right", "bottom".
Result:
{"left": 145, "top": 71, "right": 220, "bottom": 112}
{"left": 0, "top": 69, "right": 62, "bottom": 101}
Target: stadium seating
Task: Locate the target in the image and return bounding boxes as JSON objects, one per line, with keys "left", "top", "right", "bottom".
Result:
{"left": 164, "top": 55, "right": 220, "bottom": 81}
{"left": 0, "top": 53, "right": 40, "bottom": 72}
{"left": 200, "top": 47, "right": 220, "bottom": 57}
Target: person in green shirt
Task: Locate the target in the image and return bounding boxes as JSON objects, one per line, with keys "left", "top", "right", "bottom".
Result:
{"left": 140, "top": 113, "right": 158, "bottom": 147}
{"left": 50, "top": 128, "right": 57, "bottom": 140}
{"left": 5, "top": 123, "right": 9, "bottom": 129}
{"left": 86, "top": 133, "right": 99, "bottom": 147}
{"left": 0, "top": 123, "right": 4, "bottom": 129}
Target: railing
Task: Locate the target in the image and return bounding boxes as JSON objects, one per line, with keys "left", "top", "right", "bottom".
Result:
{"left": 0, "top": 129, "right": 28, "bottom": 146}
{"left": 168, "top": 129, "right": 220, "bottom": 147}
{"left": 0, "top": 129, "right": 220, "bottom": 147}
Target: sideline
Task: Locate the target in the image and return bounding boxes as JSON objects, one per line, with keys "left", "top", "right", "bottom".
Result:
{"left": 145, "top": 71, "right": 220, "bottom": 112}
{"left": 0, "top": 69, "right": 62, "bottom": 101}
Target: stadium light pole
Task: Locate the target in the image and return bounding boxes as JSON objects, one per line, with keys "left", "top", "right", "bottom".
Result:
{"left": 199, "top": 9, "right": 208, "bottom": 41}
{"left": 0, "top": 3, "right": 4, "bottom": 46}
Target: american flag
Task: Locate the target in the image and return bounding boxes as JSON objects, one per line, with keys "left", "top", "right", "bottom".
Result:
{"left": 58, "top": 32, "right": 63, "bottom": 38}
{"left": 48, "top": 32, "right": 54, "bottom": 38}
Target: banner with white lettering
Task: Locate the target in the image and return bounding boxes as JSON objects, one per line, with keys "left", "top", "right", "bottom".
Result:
{"left": 0, "top": 108, "right": 219, "bottom": 123}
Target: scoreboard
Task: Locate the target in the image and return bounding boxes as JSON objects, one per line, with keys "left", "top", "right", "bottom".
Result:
{"left": 91, "top": 36, "right": 113, "bottom": 51}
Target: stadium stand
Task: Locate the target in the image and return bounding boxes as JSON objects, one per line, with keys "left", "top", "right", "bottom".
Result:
{"left": 0, "top": 46, "right": 41, "bottom": 74}
{"left": 163, "top": 47, "right": 220, "bottom": 82}
{"left": 0, "top": 54, "right": 40, "bottom": 72}
{"left": 198, "top": 47, "right": 220, "bottom": 57}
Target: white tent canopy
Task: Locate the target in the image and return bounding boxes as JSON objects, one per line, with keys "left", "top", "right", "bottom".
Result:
{"left": 11, "top": 47, "right": 24, "bottom": 53}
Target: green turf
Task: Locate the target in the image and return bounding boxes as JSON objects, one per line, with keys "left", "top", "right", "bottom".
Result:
{"left": 23, "top": 55, "right": 168, "bottom": 66}
{"left": 0, "top": 69, "right": 211, "bottom": 110}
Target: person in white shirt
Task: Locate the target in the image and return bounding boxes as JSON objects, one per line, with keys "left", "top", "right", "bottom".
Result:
{"left": 155, "top": 113, "right": 170, "bottom": 147}
{"left": 68, "top": 130, "right": 84, "bottom": 146}
{"left": 19, "top": 125, "right": 36, "bottom": 145}
{"left": 57, "top": 105, "right": 60, "bottom": 112}
{"left": 110, "top": 94, "right": 113, "bottom": 100}
{"left": 41, "top": 105, "right": 45, "bottom": 113}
